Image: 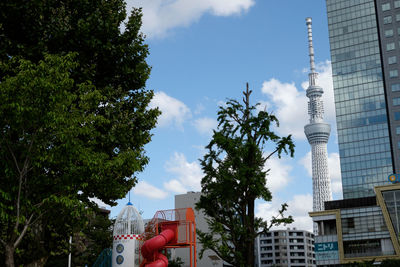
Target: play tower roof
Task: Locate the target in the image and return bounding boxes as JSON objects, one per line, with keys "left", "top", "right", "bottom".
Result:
{"left": 113, "top": 202, "right": 145, "bottom": 236}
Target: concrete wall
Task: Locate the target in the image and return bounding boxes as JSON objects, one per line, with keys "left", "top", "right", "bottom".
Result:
{"left": 175, "top": 192, "right": 223, "bottom": 267}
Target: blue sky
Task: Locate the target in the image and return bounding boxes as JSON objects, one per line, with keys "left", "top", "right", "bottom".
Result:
{"left": 103, "top": 0, "right": 342, "bottom": 232}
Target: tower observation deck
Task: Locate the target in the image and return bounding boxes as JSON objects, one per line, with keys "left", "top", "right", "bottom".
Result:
{"left": 304, "top": 18, "right": 332, "bottom": 229}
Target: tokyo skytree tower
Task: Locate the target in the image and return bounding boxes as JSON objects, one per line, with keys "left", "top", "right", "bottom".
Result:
{"left": 304, "top": 18, "right": 332, "bottom": 223}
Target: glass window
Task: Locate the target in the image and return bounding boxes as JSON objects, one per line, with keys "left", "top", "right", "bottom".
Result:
{"left": 395, "top": 112, "right": 400, "bottom": 120}
{"left": 390, "top": 69, "right": 399, "bottom": 78}
{"left": 398, "top": 141, "right": 400, "bottom": 149}
{"left": 384, "top": 15, "right": 393, "bottom": 24}
{"left": 347, "top": 218, "right": 355, "bottom": 228}
{"left": 393, "top": 97, "right": 400, "bottom": 106}
{"left": 397, "top": 14, "right": 400, "bottom": 21}
{"left": 385, "top": 29, "right": 394, "bottom": 37}
{"left": 387, "top": 42, "right": 395, "bottom": 51}
{"left": 392, "top": 83, "right": 400, "bottom": 91}
{"left": 396, "top": 126, "right": 400, "bottom": 134}
{"left": 395, "top": 0, "right": 400, "bottom": 8}
{"left": 382, "top": 3, "right": 391, "bottom": 11}
{"left": 389, "top": 56, "right": 397, "bottom": 64}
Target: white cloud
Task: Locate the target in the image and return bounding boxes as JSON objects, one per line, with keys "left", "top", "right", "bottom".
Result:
{"left": 164, "top": 152, "right": 203, "bottom": 193}
{"left": 133, "top": 181, "right": 168, "bottom": 199}
{"left": 261, "top": 61, "right": 336, "bottom": 140}
{"left": 150, "top": 91, "right": 191, "bottom": 129}
{"left": 163, "top": 151, "right": 294, "bottom": 195}
{"left": 286, "top": 194, "right": 313, "bottom": 232}
{"left": 194, "top": 103, "right": 205, "bottom": 115}
{"left": 256, "top": 194, "right": 313, "bottom": 232}
{"left": 261, "top": 79, "right": 308, "bottom": 140}
{"left": 193, "top": 117, "right": 218, "bottom": 136}
{"left": 90, "top": 197, "right": 111, "bottom": 209}
{"left": 299, "top": 151, "right": 342, "bottom": 197}
{"left": 164, "top": 179, "right": 187, "bottom": 194}
{"left": 255, "top": 100, "right": 269, "bottom": 113}
{"left": 217, "top": 100, "right": 227, "bottom": 108}
{"left": 127, "top": 0, "right": 254, "bottom": 38}
{"left": 264, "top": 154, "right": 293, "bottom": 193}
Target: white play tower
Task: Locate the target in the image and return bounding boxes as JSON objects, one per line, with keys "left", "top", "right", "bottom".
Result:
{"left": 112, "top": 202, "right": 145, "bottom": 267}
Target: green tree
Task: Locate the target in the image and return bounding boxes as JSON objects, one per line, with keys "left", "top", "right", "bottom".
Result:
{"left": 196, "top": 84, "right": 295, "bottom": 267}
{"left": 73, "top": 210, "right": 114, "bottom": 267}
{"left": 0, "top": 0, "right": 159, "bottom": 265}
{"left": 168, "top": 257, "right": 184, "bottom": 267}
{"left": 45, "top": 208, "right": 114, "bottom": 267}
{"left": 167, "top": 251, "right": 184, "bottom": 267}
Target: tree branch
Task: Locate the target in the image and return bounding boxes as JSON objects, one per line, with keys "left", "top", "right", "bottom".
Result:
{"left": 265, "top": 148, "right": 279, "bottom": 161}
{"left": 12, "top": 200, "right": 46, "bottom": 249}
{"left": 21, "top": 136, "right": 35, "bottom": 176}
{"left": 256, "top": 133, "right": 263, "bottom": 147}
{"left": 14, "top": 172, "right": 24, "bottom": 235}
{"left": 14, "top": 134, "right": 35, "bottom": 238}
{"left": 29, "top": 202, "right": 47, "bottom": 227}
{"left": 209, "top": 242, "right": 234, "bottom": 266}
{"left": 6, "top": 143, "right": 21, "bottom": 174}
{"left": 13, "top": 213, "right": 34, "bottom": 248}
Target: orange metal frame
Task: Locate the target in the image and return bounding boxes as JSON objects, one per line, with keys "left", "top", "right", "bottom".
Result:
{"left": 140, "top": 208, "right": 197, "bottom": 267}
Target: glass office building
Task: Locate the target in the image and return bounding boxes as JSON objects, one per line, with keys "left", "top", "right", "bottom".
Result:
{"left": 326, "top": 0, "right": 400, "bottom": 199}
{"left": 310, "top": 1, "right": 400, "bottom": 265}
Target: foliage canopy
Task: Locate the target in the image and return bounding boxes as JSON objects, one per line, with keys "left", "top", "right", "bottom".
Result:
{"left": 0, "top": 1, "right": 159, "bottom": 266}
{"left": 196, "top": 84, "right": 295, "bottom": 267}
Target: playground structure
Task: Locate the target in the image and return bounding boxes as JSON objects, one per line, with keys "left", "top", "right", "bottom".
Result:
{"left": 140, "top": 208, "right": 197, "bottom": 267}
{"left": 103, "top": 203, "right": 196, "bottom": 267}
{"left": 112, "top": 202, "right": 144, "bottom": 267}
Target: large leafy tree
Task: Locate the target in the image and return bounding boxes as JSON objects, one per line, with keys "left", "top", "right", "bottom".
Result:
{"left": 196, "top": 84, "right": 295, "bottom": 267}
{"left": 0, "top": 1, "right": 159, "bottom": 266}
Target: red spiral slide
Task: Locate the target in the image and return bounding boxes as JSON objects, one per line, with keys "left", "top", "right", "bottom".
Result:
{"left": 141, "top": 229, "right": 175, "bottom": 267}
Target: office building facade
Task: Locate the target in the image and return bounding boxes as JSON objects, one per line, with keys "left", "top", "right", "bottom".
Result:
{"left": 255, "top": 229, "right": 316, "bottom": 267}
{"left": 327, "top": 0, "right": 396, "bottom": 200}
{"left": 311, "top": 184, "right": 400, "bottom": 264}
{"left": 310, "top": 0, "right": 400, "bottom": 264}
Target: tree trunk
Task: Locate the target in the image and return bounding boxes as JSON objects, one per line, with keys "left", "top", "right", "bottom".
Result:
{"left": 247, "top": 198, "right": 255, "bottom": 267}
{"left": 5, "top": 243, "right": 15, "bottom": 267}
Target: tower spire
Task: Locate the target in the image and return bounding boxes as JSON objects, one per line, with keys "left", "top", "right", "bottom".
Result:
{"left": 306, "top": 17, "right": 318, "bottom": 86}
